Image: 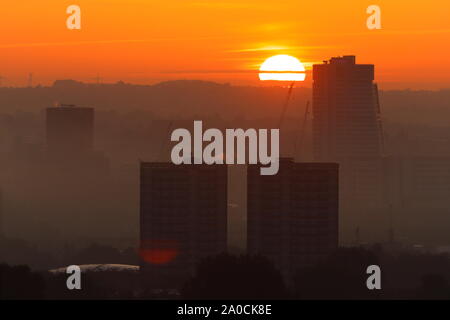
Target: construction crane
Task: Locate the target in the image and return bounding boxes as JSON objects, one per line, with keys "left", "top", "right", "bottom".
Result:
{"left": 277, "top": 81, "right": 296, "bottom": 129}
{"left": 159, "top": 121, "right": 173, "bottom": 161}
{"left": 293, "top": 100, "right": 310, "bottom": 160}
{"left": 275, "top": 82, "right": 312, "bottom": 160}
{"left": 373, "top": 84, "right": 386, "bottom": 155}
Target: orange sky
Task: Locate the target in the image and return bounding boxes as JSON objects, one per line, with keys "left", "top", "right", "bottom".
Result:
{"left": 1, "top": 0, "right": 450, "bottom": 89}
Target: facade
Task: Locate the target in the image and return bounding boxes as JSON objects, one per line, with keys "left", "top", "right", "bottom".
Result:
{"left": 45, "top": 104, "right": 108, "bottom": 173}
{"left": 140, "top": 162, "right": 228, "bottom": 287}
{"left": 41, "top": 105, "right": 109, "bottom": 240}
{"left": 312, "top": 55, "right": 383, "bottom": 161}
{"left": 312, "top": 56, "right": 387, "bottom": 242}
{"left": 247, "top": 158, "right": 339, "bottom": 280}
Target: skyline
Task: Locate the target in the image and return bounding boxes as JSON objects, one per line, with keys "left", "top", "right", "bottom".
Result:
{"left": 2, "top": 0, "right": 450, "bottom": 303}
{"left": 1, "top": 0, "right": 450, "bottom": 89}
{"left": 2, "top": 53, "right": 450, "bottom": 300}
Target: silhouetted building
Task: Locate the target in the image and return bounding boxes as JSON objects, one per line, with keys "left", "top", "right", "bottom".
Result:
{"left": 140, "top": 162, "right": 228, "bottom": 287}
{"left": 313, "top": 56, "right": 387, "bottom": 242}
{"left": 45, "top": 104, "right": 108, "bottom": 173}
{"left": 312, "top": 55, "right": 383, "bottom": 160}
{"left": 46, "top": 105, "right": 94, "bottom": 158}
{"left": 247, "top": 158, "right": 339, "bottom": 280}
{"left": 28, "top": 105, "right": 111, "bottom": 242}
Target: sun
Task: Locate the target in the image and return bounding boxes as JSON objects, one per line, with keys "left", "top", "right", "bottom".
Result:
{"left": 259, "top": 54, "right": 306, "bottom": 81}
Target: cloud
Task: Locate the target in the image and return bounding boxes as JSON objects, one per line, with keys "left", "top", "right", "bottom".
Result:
{"left": 228, "top": 45, "right": 333, "bottom": 53}
{"left": 189, "top": 1, "right": 254, "bottom": 9}
{"left": 0, "top": 37, "right": 220, "bottom": 49}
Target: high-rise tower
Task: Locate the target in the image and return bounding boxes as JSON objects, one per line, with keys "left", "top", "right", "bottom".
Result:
{"left": 312, "top": 55, "right": 383, "bottom": 161}
{"left": 313, "top": 56, "right": 386, "bottom": 242}
{"left": 140, "top": 162, "right": 228, "bottom": 287}
{"left": 247, "top": 158, "right": 339, "bottom": 280}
